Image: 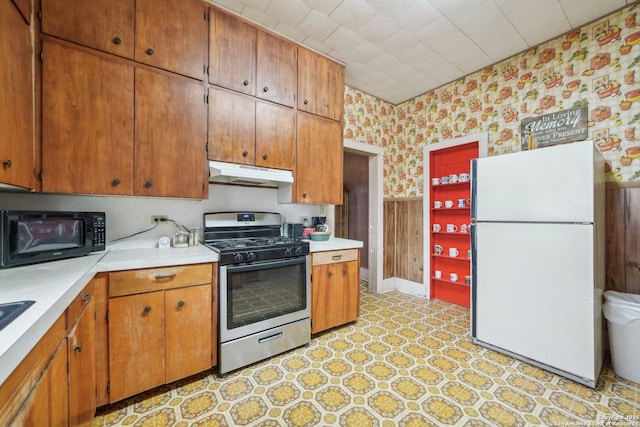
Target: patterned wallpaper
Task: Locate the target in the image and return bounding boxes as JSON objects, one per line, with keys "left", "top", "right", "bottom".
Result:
{"left": 343, "top": 4, "right": 640, "bottom": 198}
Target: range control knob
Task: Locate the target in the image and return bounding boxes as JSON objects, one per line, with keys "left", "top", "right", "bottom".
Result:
{"left": 233, "top": 253, "right": 244, "bottom": 263}
{"left": 294, "top": 246, "right": 303, "bottom": 256}
{"left": 284, "top": 247, "right": 293, "bottom": 257}
{"left": 246, "top": 252, "right": 257, "bottom": 262}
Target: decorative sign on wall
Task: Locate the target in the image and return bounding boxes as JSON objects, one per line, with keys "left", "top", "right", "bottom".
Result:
{"left": 520, "top": 105, "right": 588, "bottom": 150}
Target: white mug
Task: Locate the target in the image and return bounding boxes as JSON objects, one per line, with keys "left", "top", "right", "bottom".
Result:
{"left": 445, "top": 200, "right": 454, "bottom": 208}
{"left": 434, "top": 245, "right": 443, "bottom": 255}
{"left": 460, "top": 224, "right": 468, "bottom": 233}
{"left": 446, "top": 224, "right": 458, "bottom": 232}
{"left": 441, "top": 176, "right": 450, "bottom": 184}
{"left": 457, "top": 199, "right": 467, "bottom": 208}
{"left": 450, "top": 273, "right": 459, "bottom": 282}
{"left": 432, "top": 177, "right": 441, "bottom": 185}
{"left": 459, "top": 173, "right": 470, "bottom": 182}
{"left": 449, "top": 174, "right": 459, "bottom": 183}
{"left": 468, "top": 249, "right": 472, "bottom": 259}
{"left": 433, "top": 223, "right": 442, "bottom": 232}
{"left": 449, "top": 247, "right": 459, "bottom": 257}
{"left": 434, "top": 200, "right": 443, "bottom": 208}
{"left": 435, "top": 270, "right": 442, "bottom": 279}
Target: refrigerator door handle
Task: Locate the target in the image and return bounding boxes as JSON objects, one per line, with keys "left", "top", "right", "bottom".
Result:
{"left": 471, "top": 159, "right": 478, "bottom": 223}
{"left": 470, "top": 223, "right": 478, "bottom": 337}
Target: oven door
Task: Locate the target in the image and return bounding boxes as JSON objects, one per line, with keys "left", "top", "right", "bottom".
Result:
{"left": 219, "top": 255, "right": 310, "bottom": 342}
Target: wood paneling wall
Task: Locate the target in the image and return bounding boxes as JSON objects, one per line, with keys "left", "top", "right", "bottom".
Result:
{"left": 384, "top": 199, "right": 423, "bottom": 283}
{"left": 606, "top": 185, "right": 640, "bottom": 294}
{"left": 384, "top": 186, "right": 640, "bottom": 295}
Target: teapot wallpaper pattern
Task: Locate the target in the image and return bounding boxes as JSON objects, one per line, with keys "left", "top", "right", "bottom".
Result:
{"left": 343, "top": 4, "right": 640, "bottom": 198}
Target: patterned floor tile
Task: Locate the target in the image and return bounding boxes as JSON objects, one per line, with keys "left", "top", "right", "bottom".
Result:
{"left": 93, "top": 284, "right": 640, "bottom": 426}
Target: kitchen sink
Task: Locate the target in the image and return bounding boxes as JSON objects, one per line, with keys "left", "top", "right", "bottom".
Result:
{"left": 0, "top": 300, "right": 35, "bottom": 332}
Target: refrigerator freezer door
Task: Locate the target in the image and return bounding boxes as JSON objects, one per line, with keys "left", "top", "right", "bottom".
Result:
{"left": 472, "top": 140, "right": 596, "bottom": 223}
{"left": 472, "top": 222, "right": 596, "bottom": 382}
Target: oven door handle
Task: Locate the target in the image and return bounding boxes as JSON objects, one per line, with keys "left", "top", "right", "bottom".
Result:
{"left": 225, "top": 256, "right": 306, "bottom": 273}
{"left": 258, "top": 332, "right": 283, "bottom": 343}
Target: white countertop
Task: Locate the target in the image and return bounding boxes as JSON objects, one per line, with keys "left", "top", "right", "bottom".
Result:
{"left": 306, "top": 237, "right": 363, "bottom": 252}
{"left": 0, "top": 244, "right": 219, "bottom": 386}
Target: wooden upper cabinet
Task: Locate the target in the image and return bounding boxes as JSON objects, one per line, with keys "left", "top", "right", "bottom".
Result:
{"left": 255, "top": 101, "right": 295, "bottom": 170}
{"left": 134, "top": 68, "right": 207, "bottom": 198}
{"left": 256, "top": 31, "right": 296, "bottom": 107}
{"left": 41, "top": 40, "right": 134, "bottom": 195}
{"left": 209, "top": 87, "right": 256, "bottom": 165}
{"left": 295, "top": 112, "right": 343, "bottom": 204}
{"left": 0, "top": 0, "right": 34, "bottom": 190}
{"left": 40, "top": 0, "right": 135, "bottom": 58}
{"left": 298, "top": 47, "right": 345, "bottom": 122}
{"left": 209, "top": 8, "right": 256, "bottom": 95}
{"left": 12, "top": 0, "right": 30, "bottom": 24}
{"left": 135, "top": 0, "right": 208, "bottom": 81}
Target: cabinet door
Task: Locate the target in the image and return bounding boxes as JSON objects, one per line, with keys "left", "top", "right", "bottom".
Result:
{"left": 255, "top": 102, "right": 294, "bottom": 170}
{"left": 209, "top": 8, "right": 256, "bottom": 95}
{"left": 312, "top": 260, "right": 359, "bottom": 333}
{"left": 41, "top": 0, "right": 134, "bottom": 58}
{"left": 108, "top": 292, "right": 165, "bottom": 402}
{"left": 42, "top": 40, "right": 134, "bottom": 195}
{"left": 256, "top": 31, "right": 296, "bottom": 107}
{"left": 68, "top": 299, "right": 96, "bottom": 427}
{"left": 10, "top": 342, "right": 68, "bottom": 427}
{"left": 0, "top": 0, "right": 34, "bottom": 190}
{"left": 136, "top": 0, "right": 208, "bottom": 80}
{"left": 208, "top": 87, "right": 256, "bottom": 164}
{"left": 135, "top": 68, "right": 207, "bottom": 198}
{"left": 92, "top": 273, "right": 110, "bottom": 406}
{"left": 165, "top": 285, "right": 212, "bottom": 383}
{"left": 295, "top": 112, "right": 343, "bottom": 204}
{"left": 211, "top": 265, "right": 218, "bottom": 367}
{"left": 297, "top": 47, "right": 345, "bottom": 122}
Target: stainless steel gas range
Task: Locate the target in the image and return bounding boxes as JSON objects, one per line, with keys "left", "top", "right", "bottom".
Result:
{"left": 203, "top": 212, "right": 310, "bottom": 375}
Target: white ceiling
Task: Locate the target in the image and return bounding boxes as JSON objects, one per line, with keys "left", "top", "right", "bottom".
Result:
{"left": 206, "top": 0, "right": 634, "bottom": 104}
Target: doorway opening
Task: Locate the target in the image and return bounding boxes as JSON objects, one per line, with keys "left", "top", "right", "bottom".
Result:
{"left": 330, "top": 139, "right": 383, "bottom": 294}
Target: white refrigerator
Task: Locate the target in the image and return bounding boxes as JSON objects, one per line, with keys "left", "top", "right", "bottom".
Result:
{"left": 470, "top": 140, "right": 605, "bottom": 388}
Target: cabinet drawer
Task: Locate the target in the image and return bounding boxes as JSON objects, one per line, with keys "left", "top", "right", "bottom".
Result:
{"left": 312, "top": 249, "right": 358, "bottom": 266}
{"left": 66, "top": 281, "right": 94, "bottom": 329}
{"left": 109, "top": 264, "right": 212, "bottom": 297}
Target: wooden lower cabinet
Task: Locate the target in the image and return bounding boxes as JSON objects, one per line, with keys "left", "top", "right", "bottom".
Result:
{"left": 107, "top": 264, "right": 214, "bottom": 403}
{"left": 1, "top": 281, "right": 95, "bottom": 427}
{"left": 311, "top": 249, "right": 360, "bottom": 334}
{"left": 68, "top": 298, "right": 96, "bottom": 427}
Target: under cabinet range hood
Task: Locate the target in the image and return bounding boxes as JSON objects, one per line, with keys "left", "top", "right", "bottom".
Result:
{"left": 208, "top": 161, "right": 294, "bottom": 188}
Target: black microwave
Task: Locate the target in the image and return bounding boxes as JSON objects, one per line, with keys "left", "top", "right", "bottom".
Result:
{"left": 0, "top": 210, "right": 106, "bottom": 268}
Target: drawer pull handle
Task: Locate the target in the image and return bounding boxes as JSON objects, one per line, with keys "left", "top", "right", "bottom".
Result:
{"left": 74, "top": 344, "right": 83, "bottom": 352}
{"left": 332, "top": 255, "right": 343, "bottom": 260}
{"left": 154, "top": 274, "right": 176, "bottom": 280}
{"left": 81, "top": 294, "right": 91, "bottom": 303}
{"left": 177, "top": 300, "right": 185, "bottom": 308}
{"left": 144, "top": 306, "right": 152, "bottom": 313}
{"left": 113, "top": 37, "right": 122, "bottom": 45}
{"left": 146, "top": 48, "right": 154, "bottom": 55}
{"left": 259, "top": 332, "right": 283, "bottom": 343}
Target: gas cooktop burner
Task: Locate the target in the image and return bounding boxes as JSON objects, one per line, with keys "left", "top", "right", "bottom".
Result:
{"left": 207, "top": 236, "right": 299, "bottom": 250}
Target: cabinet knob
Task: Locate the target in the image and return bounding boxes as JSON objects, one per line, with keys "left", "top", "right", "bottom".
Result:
{"left": 112, "top": 178, "right": 121, "bottom": 186}
{"left": 146, "top": 48, "right": 154, "bottom": 55}
{"left": 74, "top": 344, "right": 83, "bottom": 352}
{"left": 243, "top": 80, "right": 249, "bottom": 86}
{"left": 144, "top": 180, "right": 153, "bottom": 188}
{"left": 144, "top": 306, "right": 152, "bottom": 313}
{"left": 113, "top": 37, "right": 122, "bottom": 45}
{"left": 302, "top": 192, "right": 308, "bottom": 199}
{"left": 242, "top": 151, "right": 249, "bottom": 157}
{"left": 2, "top": 160, "right": 11, "bottom": 168}
{"left": 263, "top": 87, "right": 269, "bottom": 93}
{"left": 177, "top": 300, "right": 185, "bottom": 308}
{"left": 328, "top": 271, "right": 333, "bottom": 277}
{"left": 303, "top": 99, "right": 309, "bottom": 105}
{"left": 262, "top": 154, "right": 268, "bottom": 160}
